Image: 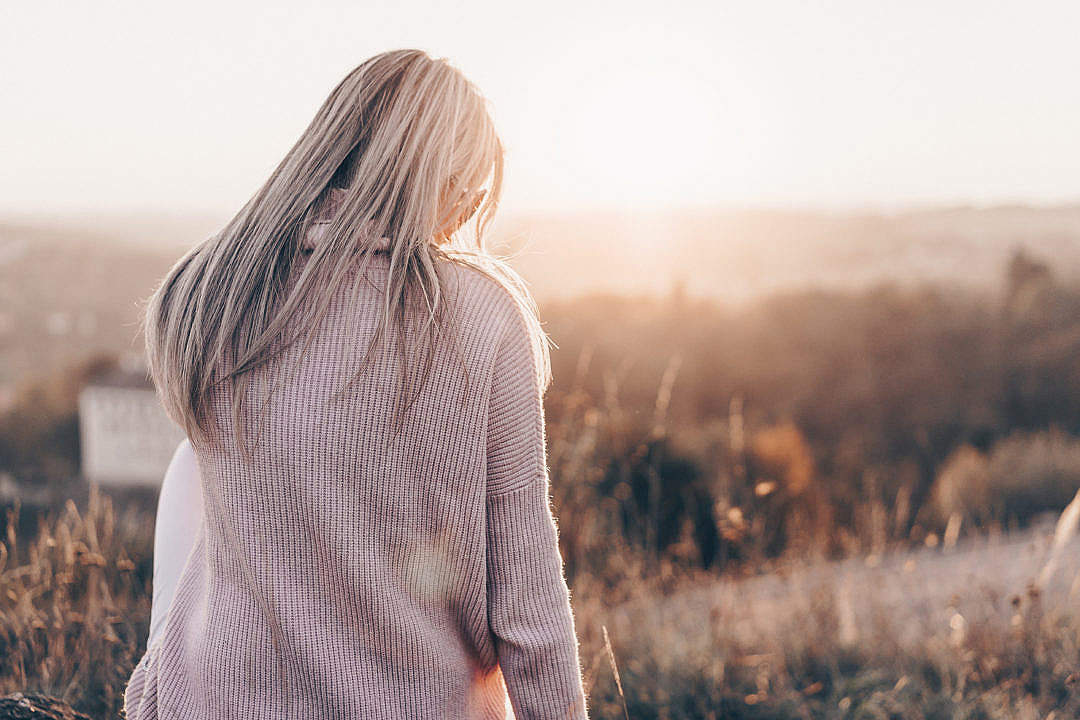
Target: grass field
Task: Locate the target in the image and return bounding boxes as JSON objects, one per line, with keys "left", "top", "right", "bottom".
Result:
{"left": 4, "top": 243, "right": 1080, "bottom": 717}
{"left": 586, "top": 513, "right": 1080, "bottom": 718}
{"left": 3, "top": 485, "right": 1079, "bottom": 719}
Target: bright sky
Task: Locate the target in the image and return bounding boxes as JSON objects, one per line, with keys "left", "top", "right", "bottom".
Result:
{"left": 2, "top": 0, "right": 1079, "bottom": 217}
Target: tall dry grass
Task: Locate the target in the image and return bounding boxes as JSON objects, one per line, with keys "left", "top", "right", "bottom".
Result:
{"left": 5, "top": 251, "right": 1080, "bottom": 716}
{"left": 0, "top": 488, "right": 152, "bottom": 718}
{"left": 2, "top": 415, "right": 1080, "bottom": 718}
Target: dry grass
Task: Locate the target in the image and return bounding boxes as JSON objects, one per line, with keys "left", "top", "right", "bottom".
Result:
{"left": 0, "top": 488, "right": 151, "bottom": 719}
{"left": 5, "top": 278, "right": 1080, "bottom": 716}
{"left": 3, "top": 486, "right": 1079, "bottom": 719}
{"left": 574, "top": 515, "right": 1080, "bottom": 719}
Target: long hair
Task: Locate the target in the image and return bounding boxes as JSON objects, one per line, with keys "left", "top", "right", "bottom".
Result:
{"left": 141, "top": 49, "right": 551, "bottom": 454}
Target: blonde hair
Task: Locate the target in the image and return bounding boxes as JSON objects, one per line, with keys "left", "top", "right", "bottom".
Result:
{"left": 142, "top": 49, "right": 551, "bottom": 453}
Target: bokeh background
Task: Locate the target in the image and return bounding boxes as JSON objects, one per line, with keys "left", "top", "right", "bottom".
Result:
{"left": 4, "top": 1, "right": 1080, "bottom": 718}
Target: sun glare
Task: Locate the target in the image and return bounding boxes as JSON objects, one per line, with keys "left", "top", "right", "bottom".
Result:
{"left": 510, "top": 30, "right": 760, "bottom": 212}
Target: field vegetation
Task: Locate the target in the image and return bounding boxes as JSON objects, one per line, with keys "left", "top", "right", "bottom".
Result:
{"left": 3, "top": 249, "right": 1080, "bottom": 717}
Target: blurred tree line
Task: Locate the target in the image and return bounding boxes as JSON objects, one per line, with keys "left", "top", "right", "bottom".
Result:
{"left": 3, "top": 248, "right": 1080, "bottom": 585}
{"left": 540, "top": 248, "right": 1080, "bottom": 585}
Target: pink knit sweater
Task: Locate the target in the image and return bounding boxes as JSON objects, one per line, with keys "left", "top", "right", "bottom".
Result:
{"left": 124, "top": 234, "right": 589, "bottom": 718}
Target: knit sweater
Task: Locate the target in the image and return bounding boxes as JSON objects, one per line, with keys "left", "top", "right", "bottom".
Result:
{"left": 123, "top": 234, "right": 590, "bottom": 718}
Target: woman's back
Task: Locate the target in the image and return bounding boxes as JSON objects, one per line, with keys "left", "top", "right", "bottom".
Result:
{"left": 124, "top": 249, "right": 589, "bottom": 719}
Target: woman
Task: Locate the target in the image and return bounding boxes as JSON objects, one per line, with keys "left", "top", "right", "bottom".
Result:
{"left": 125, "top": 49, "right": 589, "bottom": 719}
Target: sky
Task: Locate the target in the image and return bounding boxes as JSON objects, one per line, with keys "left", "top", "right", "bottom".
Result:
{"left": 2, "top": 0, "right": 1079, "bottom": 218}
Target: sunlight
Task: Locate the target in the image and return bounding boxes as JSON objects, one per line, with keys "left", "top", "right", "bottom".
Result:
{"left": 511, "top": 28, "right": 764, "bottom": 212}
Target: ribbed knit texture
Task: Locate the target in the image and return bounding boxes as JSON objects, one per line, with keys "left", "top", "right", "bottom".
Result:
{"left": 124, "top": 247, "right": 589, "bottom": 719}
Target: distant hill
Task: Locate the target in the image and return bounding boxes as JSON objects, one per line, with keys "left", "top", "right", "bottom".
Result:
{"left": 493, "top": 204, "right": 1080, "bottom": 303}
{"left": 4, "top": 203, "right": 1080, "bottom": 389}
{"left": 0, "top": 221, "right": 184, "bottom": 388}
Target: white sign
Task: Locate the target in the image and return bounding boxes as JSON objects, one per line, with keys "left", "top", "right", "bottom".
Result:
{"left": 78, "top": 385, "right": 186, "bottom": 487}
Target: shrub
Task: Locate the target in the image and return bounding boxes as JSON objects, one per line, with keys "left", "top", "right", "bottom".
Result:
{"left": 931, "top": 429, "right": 1080, "bottom": 526}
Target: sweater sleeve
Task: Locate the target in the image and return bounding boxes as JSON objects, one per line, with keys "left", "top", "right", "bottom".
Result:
{"left": 485, "top": 311, "right": 589, "bottom": 720}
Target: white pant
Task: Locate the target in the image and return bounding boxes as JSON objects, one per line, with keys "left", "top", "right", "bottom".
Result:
{"left": 148, "top": 438, "right": 204, "bottom": 648}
